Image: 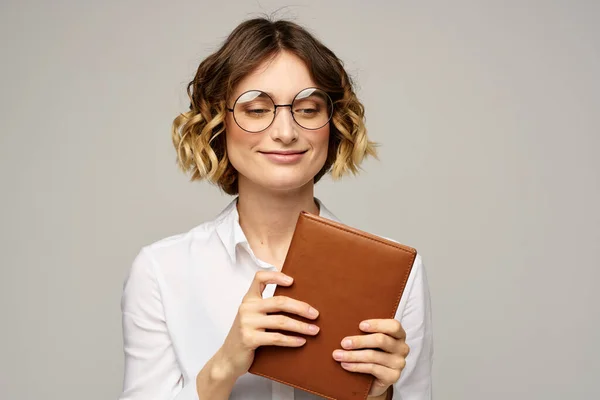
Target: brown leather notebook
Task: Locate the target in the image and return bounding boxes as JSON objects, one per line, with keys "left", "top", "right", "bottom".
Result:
{"left": 249, "top": 211, "right": 417, "bottom": 400}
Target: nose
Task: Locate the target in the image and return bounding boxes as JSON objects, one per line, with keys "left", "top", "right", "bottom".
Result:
{"left": 268, "top": 105, "right": 298, "bottom": 144}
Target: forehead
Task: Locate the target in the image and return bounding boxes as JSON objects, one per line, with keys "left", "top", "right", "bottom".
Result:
{"left": 232, "top": 51, "right": 317, "bottom": 102}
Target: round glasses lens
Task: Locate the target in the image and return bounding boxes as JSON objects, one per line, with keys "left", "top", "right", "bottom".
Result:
{"left": 292, "top": 88, "right": 333, "bottom": 130}
{"left": 233, "top": 91, "right": 275, "bottom": 132}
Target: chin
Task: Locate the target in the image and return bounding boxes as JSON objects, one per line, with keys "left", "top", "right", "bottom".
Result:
{"left": 264, "top": 177, "right": 314, "bottom": 192}
{"left": 254, "top": 171, "right": 319, "bottom": 193}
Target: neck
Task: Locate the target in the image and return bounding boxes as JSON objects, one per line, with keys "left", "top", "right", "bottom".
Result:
{"left": 236, "top": 178, "right": 319, "bottom": 269}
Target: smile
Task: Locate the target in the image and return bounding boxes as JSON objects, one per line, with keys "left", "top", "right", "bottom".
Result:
{"left": 259, "top": 150, "right": 308, "bottom": 164}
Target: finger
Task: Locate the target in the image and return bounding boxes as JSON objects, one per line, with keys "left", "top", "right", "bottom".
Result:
{"left": 340, "top": 362, "right": 401, "bottom": 385}
{"left": 260, "top": 296, "right": 320, "bottom": 320}
{"left": 253, "top": 331, "right": 308, "bottom": 348}
{"left": 258, "top": 314, "right": 320, "bottom": 336}
{"left": 341, "top": 333, "right": 397, "bottom": 353}
{"left": 246, "top": 271, "right": 293, "bottom": 298}
{"left": 359, "top": 319, "right": 406, "bottom": 340}
{"left": 332, "top": 349, "right": 405, "bottom": 370}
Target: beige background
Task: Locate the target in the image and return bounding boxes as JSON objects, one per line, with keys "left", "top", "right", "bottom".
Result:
{"left": 1, "top": 1, "right": 599, "bottom": 399}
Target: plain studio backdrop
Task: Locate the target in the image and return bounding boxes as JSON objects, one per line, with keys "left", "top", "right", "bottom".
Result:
{"left": 1, "top": 1, "right": 598, "bottom": 399}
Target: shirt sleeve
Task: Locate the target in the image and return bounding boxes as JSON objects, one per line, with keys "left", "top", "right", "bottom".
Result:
{"left": 118, "top": 247, "right": 199, "bottom": 400}
{"left": 392, "top": 254, "right": 434, "bottom": 400}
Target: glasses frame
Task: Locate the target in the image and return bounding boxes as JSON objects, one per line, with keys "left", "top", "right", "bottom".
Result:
{"left": 226, "top": 87, "right": 334, "bottom": 133}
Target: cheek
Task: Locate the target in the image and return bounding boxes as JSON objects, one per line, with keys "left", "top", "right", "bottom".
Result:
{"left": 225, "top": 116, "right": 256, "bottom": 154}
{"left": 312, "top": 126, "right": 330, "bottom": 155}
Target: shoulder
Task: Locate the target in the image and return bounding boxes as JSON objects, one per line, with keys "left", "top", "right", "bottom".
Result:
{"left": 122, "top": 226, "right": 204, "bottom": 292}
{"left": 140, "top": 219, "right": 216, "bottom": 265}
{"left": 122, "top": 204, "right": 231, "bottom": 290}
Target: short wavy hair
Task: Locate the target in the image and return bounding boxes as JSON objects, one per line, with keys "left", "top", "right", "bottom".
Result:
{"left": 171, "top": 17, "right": 377, "bottom": 195}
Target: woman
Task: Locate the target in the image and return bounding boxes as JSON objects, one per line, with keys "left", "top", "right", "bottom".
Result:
{"left": 119, "top": 17, "right": 433, "bottom": 400}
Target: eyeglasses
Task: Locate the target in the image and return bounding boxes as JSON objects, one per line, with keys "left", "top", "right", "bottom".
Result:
{"left": 226, "top": 87, "right": 334, "bottom": 133}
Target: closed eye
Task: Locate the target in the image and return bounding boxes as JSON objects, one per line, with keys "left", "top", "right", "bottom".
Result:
{"left": 245, "top": 109, "right": 272, "bottom": 117}
{"left": 295, "top": 108, "right": 318, "bottom": 114}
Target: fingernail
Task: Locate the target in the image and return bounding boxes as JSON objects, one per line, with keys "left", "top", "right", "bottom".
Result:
{"left": 283, "top": 275, "right": 293, "bottom": 283}
{"left": 308, "top": 324, "right": 319, "bottom": 333}
{"left": 333, "top": 350, "right": 344, "bottom": 360}
{"left": 342, "top": 339, "right": 352, "bottom": 349}
{"left": 360, "top": 321, "right": 370, "bottom": 330}
{"left": 296, "top": 337, "right": 306, "bottom": 345}
{"left": 308, "top": 307, "right": 319, "bottom": 317}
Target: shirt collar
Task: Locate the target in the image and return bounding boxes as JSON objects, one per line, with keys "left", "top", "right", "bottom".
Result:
{"left": 215, "top": 196, "right": 340, "bottom": 263}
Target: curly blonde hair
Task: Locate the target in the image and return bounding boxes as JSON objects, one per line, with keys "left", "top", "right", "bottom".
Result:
{"left": 172, "top": 17, "right": 377, "bottom": 195}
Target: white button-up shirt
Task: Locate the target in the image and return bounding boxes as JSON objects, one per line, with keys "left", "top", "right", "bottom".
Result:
{"left": 119, "top": 198, "right": 433, "bottom": 400}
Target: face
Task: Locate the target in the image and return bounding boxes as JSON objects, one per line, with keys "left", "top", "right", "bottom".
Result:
{"left": 225, "top": 51, "right": 330, "bottom": 194}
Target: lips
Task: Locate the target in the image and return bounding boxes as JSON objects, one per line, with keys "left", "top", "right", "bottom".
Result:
{"left": 259, "top": 150, "right": 308, "bottom": 164}
{"left": 259, "top": 150, "right": 308, "bottom": 155}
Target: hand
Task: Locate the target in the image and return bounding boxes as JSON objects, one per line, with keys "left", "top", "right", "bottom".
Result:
{"left": 332, "top": 319, "right": 409, "bottom": 398}
{"left": 214, "top": 271, "right": 320, "bottom": 380}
